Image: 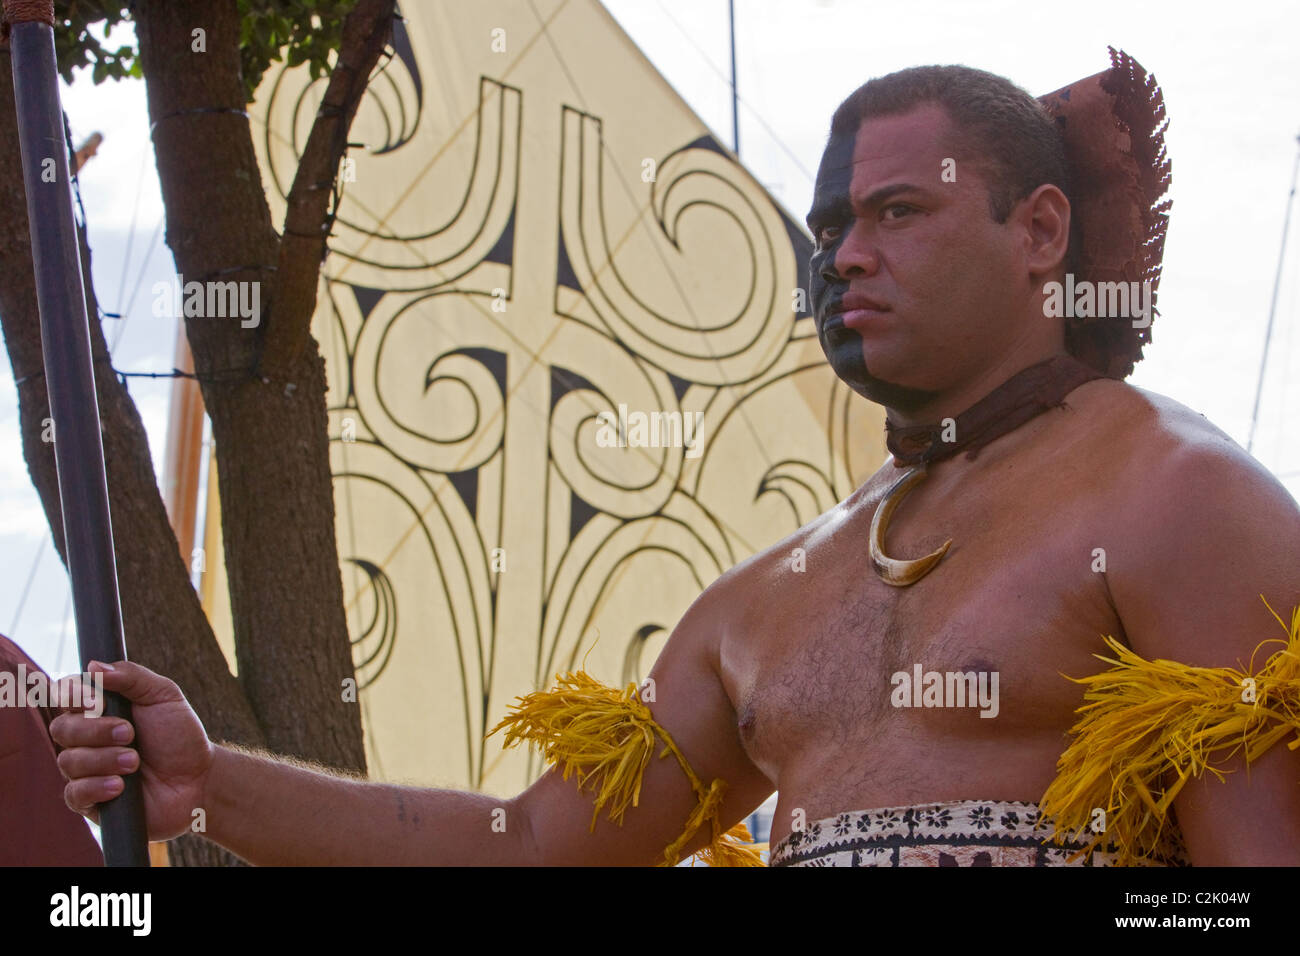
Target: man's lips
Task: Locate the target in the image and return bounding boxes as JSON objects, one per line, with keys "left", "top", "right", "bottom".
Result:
{"left": 824, "top": 292, "right": 890, "bottom": 331}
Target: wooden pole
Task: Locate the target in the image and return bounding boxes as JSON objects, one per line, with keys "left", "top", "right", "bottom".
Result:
{"left": 4, "top": 0, "right": 150, "bottom": 866}
{"left": 150, "top": 321, "right": 208, "bottom": 869}
{"left": 162, "top": 332, "right": 206, "bottom": 563}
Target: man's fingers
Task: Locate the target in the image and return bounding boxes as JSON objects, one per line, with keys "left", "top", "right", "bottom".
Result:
{"left": 49, "top": 710, "right": 134, "bottom": 749}
{"left": 64, "top": 776, "right": 121, "bottom": 821}
{"left": 52, "top": 673, "right": 98, "bottom": 716}
{"left": 88, "top": 659, "right": 182, "bottom": 706}
{"left": 51, "top": 661, "right": 180, "bottom": 721}
{"left": 57, "top": 744, "right": 139, "bottom": 782}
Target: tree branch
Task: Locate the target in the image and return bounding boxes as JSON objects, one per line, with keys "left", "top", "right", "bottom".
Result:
{"left": 260, "top": 0, "right": 396, "bottom": 378}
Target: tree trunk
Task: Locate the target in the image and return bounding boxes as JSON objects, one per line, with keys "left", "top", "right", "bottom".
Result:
{"left": 131, "top": 0, "right": 379, "bottom": 772}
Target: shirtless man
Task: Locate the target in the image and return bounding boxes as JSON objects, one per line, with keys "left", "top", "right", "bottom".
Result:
{"left": 52, "top": 65, "right": 1300, "bottom": 866}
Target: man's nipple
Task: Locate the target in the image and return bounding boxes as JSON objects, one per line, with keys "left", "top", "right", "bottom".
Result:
{"left": 738, "top": 703, "right": 758, "bottom": 740}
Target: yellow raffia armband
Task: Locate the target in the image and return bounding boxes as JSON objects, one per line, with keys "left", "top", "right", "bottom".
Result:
{"left": 487, "top": 671, "right": 766, "bottom": 866}
{"left": 1039, "top": 600, "right": 1300, "bottom": 866}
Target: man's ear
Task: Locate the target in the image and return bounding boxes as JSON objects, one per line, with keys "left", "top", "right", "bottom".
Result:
{"left": 1017, "top": 183, "right": 1071, "bottom": 280}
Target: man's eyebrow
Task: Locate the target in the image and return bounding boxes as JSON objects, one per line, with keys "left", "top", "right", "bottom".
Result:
{"left": 807, "top": 182, "right": 931, "bottom": 229}
{"left": 806, "top": 195, "right": 850, "bottom": 230}
{"left": 861, "top": 182, "right": 928, "bottom": 207}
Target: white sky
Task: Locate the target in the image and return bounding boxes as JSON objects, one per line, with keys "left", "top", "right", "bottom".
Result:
{"left": 3, "top": 0, "right": 1297, "bottom": 674}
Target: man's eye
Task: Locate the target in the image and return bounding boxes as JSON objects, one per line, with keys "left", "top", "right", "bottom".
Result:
{"left": 882, "top": 204, "right": 914, "bottom": 221}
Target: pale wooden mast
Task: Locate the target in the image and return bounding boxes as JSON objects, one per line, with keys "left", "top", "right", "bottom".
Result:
{"left": 153, "top": 324, "right": 207, "bottom": 866}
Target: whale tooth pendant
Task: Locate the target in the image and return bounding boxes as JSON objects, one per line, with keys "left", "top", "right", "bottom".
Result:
{"left": 869, "top": 463, "right": 952, "bottom": 587}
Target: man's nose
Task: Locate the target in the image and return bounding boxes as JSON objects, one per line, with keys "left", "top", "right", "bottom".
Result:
{"left": 822, "top": 223, "right": 880, "bottom": 281}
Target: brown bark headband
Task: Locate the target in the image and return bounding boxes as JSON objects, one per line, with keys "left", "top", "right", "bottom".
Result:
{"left": 1038, "top": 47, "right": 1173, "bottom": 379}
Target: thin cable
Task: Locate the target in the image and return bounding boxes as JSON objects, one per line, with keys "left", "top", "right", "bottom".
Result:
{"left": 53, "top": 589, "right": 72, "bottom": 675}
{"left": 113, "top": 217, "right": 163, "bottom": 353}
{"left": 728, "top": 0, "right": 738, "bottom": 156}
{"left": 1247, "top": 134, "right": 1300, "bottom": 454}
{"left": 17, "top": 363, "right": 260, "bottom": 387}
{"left": 9, "top": 537, "right": 46, "bottom": 637}
{"left": 62, "top": 113, "right": 89, "bottom": 230}
{"left": 650, "top": 0, "right": 816, "bottom": 185}
{"left": 113, "top": 144, "right": 150, "bottom": 345}
{"left": 1275, "top": 247, "right": 1296, "bottom": 471}
{"left": 60, "top": 108, "right": 157, "bottom": 356}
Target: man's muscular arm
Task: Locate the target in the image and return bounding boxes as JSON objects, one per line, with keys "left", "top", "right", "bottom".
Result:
{"left": 52, "top": 572, "right": 773, "bottom": 866}
{"left": 523, "top": 570, "right": 774, "bottom": 865}
{"left": 1108, "top": 419, "right": 1300, "bottom": 865}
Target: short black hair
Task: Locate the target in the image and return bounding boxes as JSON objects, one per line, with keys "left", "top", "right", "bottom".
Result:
{"left": 829, "top": 65, "right": 1071, "bottom": 231}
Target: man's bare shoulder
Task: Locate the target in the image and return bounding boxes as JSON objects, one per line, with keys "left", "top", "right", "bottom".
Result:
{"left": 1076, "top": 379, "right": 1294, "bottom": 511}
{"left": 1080, "top": 380, "right": 1299, "bottom": 657}
{"left": 1075, "top": 377, "right": 1232, "bottom": 447}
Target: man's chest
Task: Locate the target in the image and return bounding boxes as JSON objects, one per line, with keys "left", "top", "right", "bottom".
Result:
{"left": 718, "top": 467, "right": 1124, "bottom": 781}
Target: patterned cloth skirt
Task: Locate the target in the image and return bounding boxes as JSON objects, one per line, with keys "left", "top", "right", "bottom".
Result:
{"left": 767, "top": 799, "right": 1190, "bottom": 867}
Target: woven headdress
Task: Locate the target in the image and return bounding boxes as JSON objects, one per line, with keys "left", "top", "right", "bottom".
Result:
{"left": 1037, "top": 47, "right": 1173, "bottom": 379}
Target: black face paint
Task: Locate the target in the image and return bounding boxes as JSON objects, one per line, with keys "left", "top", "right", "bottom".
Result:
{"left": 807, "top": 130, "right": 938, "bottom": 414}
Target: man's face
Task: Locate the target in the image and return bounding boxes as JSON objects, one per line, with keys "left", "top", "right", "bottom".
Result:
{"left": 807, "top": 104, "right": 1028, "bottom": 411}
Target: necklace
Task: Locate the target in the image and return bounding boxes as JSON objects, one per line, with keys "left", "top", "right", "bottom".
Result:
{"left": 870, "top": 355, "right": 1105, "bottom": 587}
